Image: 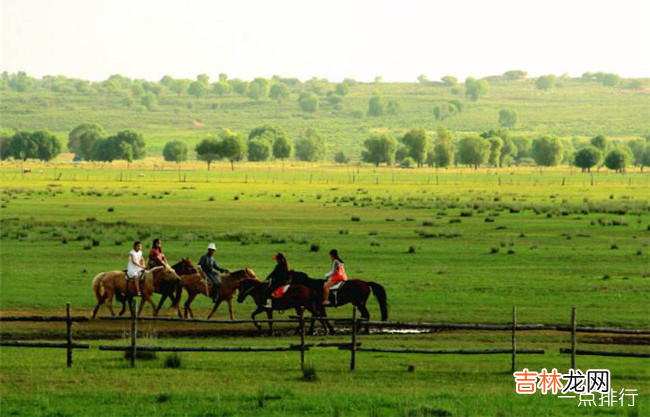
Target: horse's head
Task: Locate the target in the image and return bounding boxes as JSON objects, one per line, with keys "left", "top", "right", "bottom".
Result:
{"left": 160, "top": 265, "right": 182, "bottom": 282}
{"left": 171, "top": 258, "right": 197, "bottom": 276}
{"left": 244, "top": 268, "right": 257, "bottom": 280}
{"left": 236, "top": 279, "right": 257, "bottom": 304}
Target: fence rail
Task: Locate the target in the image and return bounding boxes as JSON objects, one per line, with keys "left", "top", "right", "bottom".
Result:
{"left": 2, "top": 303, "right": 648, "bottom": 371}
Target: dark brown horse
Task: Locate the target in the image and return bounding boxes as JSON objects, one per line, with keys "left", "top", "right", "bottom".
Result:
{"left": 236, "top": 278, "right": 330, "bottom": 335}
{"left": 289, "top": 271, "right": 388, "bottom": 334}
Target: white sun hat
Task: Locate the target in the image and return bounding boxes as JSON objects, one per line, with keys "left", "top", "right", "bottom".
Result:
{"left": 207, "top": 243, "right": 217, "bottom": 250}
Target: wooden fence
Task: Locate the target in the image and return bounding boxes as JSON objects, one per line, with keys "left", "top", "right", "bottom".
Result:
{"left": 0, "top": 303, "right": 90, "bottom": 367}
{"left": 1, "top": 303, "right": 648, "bottom": 371}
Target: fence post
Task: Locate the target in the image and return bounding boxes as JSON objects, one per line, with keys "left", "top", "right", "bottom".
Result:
{"left": 66, "top": 302, "right": 72, "bottom": 368}
{"left": 512, "top": 306, "right": 517, "bottom": 372}
{"left": 571, "top": 306, "right": 577, "bottom": 369}
{"left": 299, "top": 314, "right": 305, "bottom": 370}
{"left": 350, "top": 307, "right": 357, "bottom": 371}
{"left": 130, "top": 298, "right": 137, "bottom": 368}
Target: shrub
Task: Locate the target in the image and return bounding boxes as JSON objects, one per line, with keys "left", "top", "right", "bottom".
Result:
{"left": 164, "top": 353, "right": 182, "bottom": 369}
{"left": 408, "top": 246, "right": 416, "bottom": 253}
{"left": 310, "top": 243, "right": 320, "bottom": 252}
{"left": 351, "top": 216, "right": 360, "bottom": 222}
{"left": 301, "top": 362, "right": 317, "bottom": 381}
{"left": 490, "top": 247, "right": 499, "bottom": 254}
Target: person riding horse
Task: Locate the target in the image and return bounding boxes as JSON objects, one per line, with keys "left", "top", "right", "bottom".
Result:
{"left": 147, "top": 238, "right": 169, "bottom": 269}
{"left": 322, "top": 249, "right": 347, "bottom": 305}
{"left": 127, "top": 241, "right": 146, "bottom": 296}
{"left": 198, "top": 243, "right": 229, "bottom": 300}
{"left": 264, "top": 253, "right": 290, "bottom": 306}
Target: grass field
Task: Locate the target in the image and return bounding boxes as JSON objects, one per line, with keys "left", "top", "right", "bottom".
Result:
{"left": 1, "top": 161, "right": 649, "bottom": 416}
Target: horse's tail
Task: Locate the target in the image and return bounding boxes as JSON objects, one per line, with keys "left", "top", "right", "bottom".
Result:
{"left": 368, "top": 282, "right": 388, "bottom": 321}
{"left": 92, "top": 272, "right": 106, "bottom": 302}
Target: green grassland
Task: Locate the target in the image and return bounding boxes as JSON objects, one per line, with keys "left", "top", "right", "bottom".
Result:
{"left": 2, "top": 76, "right": 649, "bottom": 158}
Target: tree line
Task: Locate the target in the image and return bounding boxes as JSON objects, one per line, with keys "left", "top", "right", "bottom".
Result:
{"left": 2, "top": 123, "right": 648, "bottom": 173}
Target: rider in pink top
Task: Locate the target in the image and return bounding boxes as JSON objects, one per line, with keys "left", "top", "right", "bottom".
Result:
{"left": 322, "top": 249, "right": 347, "bottom": 305}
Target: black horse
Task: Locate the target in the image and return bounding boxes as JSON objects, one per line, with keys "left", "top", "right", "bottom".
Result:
{"left": 289, "top": 271, "right": 388, "bottom": 334}
{"left": 236, "top": 278, "right": 331, "bottom": 335}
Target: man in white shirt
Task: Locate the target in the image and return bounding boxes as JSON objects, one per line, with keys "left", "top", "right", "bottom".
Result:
{"left": 127, "top": 241, "right": 146, "bottom": 296}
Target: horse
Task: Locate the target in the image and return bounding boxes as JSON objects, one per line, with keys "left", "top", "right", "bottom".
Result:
{"left": 289, "top": 271, "right": 388, "bottom": 334}
{"left": 236, "top": 278, "right": 331, "bottom": 335}
{"left": 91, "top": 265, "right": 181, "bottom": 318}
{"left": 178, "top": 268, "right": 257, "bottom": 319}
{"left": 114, "top": 258, "right": 197, "bottom": 317}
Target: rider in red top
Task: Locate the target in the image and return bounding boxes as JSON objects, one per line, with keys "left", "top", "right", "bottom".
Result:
{"left": 322, "top": 249, "right": 347, "bottom": 305}
{"left": 147, "top": 238, "right": 168, "bottom": 268}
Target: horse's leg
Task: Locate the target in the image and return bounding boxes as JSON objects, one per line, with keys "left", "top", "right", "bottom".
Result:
{"left": 251, "top": 306, "right": 265, "bottom": 333}
{"left": 266, "top": 309, "right": 273, "bottom": 336}
{"left": 91, "top": 297, "right": 104, "bottom": 319}
{"left": 293, "top": 307, "right": 304, "bottom": 334}
{"left": 207, "top": 297, "right": 223, "bottom": 320}
{"left": 118, "top": 299, "right": 127, "bottom": 316}
{"left": 357, "top": 303, "right": 371, "bottom": 334}
{"left": 146, "top": 295, "right": 158, "bottom": 317}
{"left": 184, "top": 292, "right": 197, "bottom": 319}
{"left": 227, "top": 297, "right": 235, "bottom": 321}
{"left": 155, "top": 294, "right": 168, "bottom": 316}
{"left": 105, "top": 289, "right": 117, "bottom": 317}
{"left": 137, "top": 296, "right": 146, "bottom": 317}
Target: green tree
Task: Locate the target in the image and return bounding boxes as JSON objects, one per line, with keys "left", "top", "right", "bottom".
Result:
{"left": 604, "top": 147, "right": 632, "bottom": 173}
{"left": 500, "top": 137, "right": 518, "bottom": 166}
{"left": 361, "top": 134, "right": 397, "bottom": 167}
{"left": 512, "top": 136, "right": 532, "bottom": 160}
{"left": 401, "top": 127, "right": 429, "bottom": 167}
{"left": 531, "top": 135, "right": 564, "bottom": 166}
{"left": 247, "top": 78, "right": 269, "bottom": 100}
{"left": 162, "top": 140, "right": 188, "bottom": 164}
{"left": 188, "top": 81, "right": 208, "bottom": 98}
{"left": 457, "top": 136, "right": 490, "bottom": 169}
{"left": 229, "top": 79, "right": 248, "bottom": 95}
{"left": 641, "top": 147, "right": 650, "bottom": 173}
{"left": 195, "top": 137, "right": 221, "bottom": 170}
{"left": 269, "top": 83, "right": 290, "bottom": 102}
{"left": 535, "top": 75, "right": 556, "bottom": 90}
{"left": 295, "top": 129, "right": 325, "bottom": 162}
{"left": 628, "top": 138, "right": 648, "bottom": 169}
{"left": 211, "top": 81, "right": 232, "bottom": 96}
{"left": 272, "top": 135, "right": 293, "bottom": 166}
{"left": 433, "top": 103, "right": 458, "bottom": 121}
{"left": 0, "top": 133, "right": 12, "bottom": 160}
{"left": 298, "top": 92, "right": 319, "bottom": 113}
{"left": 498, "top": 109, "right": 518, "bottom": 128}
{"left": 431, "top": 142, "right": 454, "bottom": 168}
{"left": 334, "top": 150, "right": 349, "bottom": 164}
{"left": 488, "top": 136, "right": 503, "bottom": 166}
{"left": 9, "top": 131, "right": 39, "bottom": 160}
{"left": 503, "top": 70, "right": 527, "bottom": 80}
{"left": 601, "top": 73, "right": 620, "bottom": 87}
{"left": 441, "top": 75, "right": 457, "bottom": 86}
{"left": 367, "top": 93, "right": 384, "bottom": 116}
{"left": 68, "top": 123, "right": 105, "bottom": 160}
{"left": 248, "top": 138, "right": 272, "bottom": 162}
{"left": 141, "top": 92, "right": 158, "bottom": 110}
{"left": 111, "top": 130, "right": 146, "bottom": 160}
{"left": 572, "top": 146, "right": 602, "bottom": 172}
{"left": 335, "top": 82, "right": 350, "bottom": 96}
{"left": 590, "top": 135, "right": 608, "bottom": 151}
{"left": 219, "top": 129, "right": 246, "bottom": 170}
{"left": 465, "top": 77, "right": 488, "bottom": 101}
{"left": 386, "top": 100, "right": 400, "bottom": 116}
{"left": 8, "top": 71, "right": 35, "bottom": 92}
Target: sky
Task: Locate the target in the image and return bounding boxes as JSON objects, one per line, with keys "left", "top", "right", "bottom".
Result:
{"left": 1, "top": 0, "right": 649, "bottom": 83}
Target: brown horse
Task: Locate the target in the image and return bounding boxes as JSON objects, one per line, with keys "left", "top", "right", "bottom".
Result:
{"left": 114, "top": 258, "right": 197, "bottom": 317}
{"left": 91, "top": 266, "right": 181, "bottom": 318}
{"left": 178, "top": 268, "right": 257, "bottom": 319}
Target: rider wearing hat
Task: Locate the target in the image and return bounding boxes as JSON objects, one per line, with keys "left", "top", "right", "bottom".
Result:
{"left": 198, "top": 243, "right": 229, "bottom": 300}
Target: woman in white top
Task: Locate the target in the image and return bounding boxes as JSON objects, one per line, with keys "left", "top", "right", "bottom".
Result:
{"left": 127, "top": 241, "right": 146, "bottom": 296}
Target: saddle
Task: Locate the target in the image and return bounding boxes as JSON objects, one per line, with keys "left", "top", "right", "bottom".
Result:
{"left": 271, "top": 284, "right": 290, "bottom": 299}
{"left": 328, "top": 281, "right": 345, "bottom": 306}
{"left": 123, "top": 270, "right": 145, "bottom": 283}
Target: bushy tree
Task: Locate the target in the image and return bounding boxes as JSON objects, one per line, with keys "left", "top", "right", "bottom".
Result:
{"left": 629, "top": 138, "right": 648, "bottom": 169}
{"left": 298, "top": 92, "right": 319, "bottom": 113}
{"left": 269, "top": 83, "right": 290, "bottom": 102}
{"left": 590, "top": 135, "right": 608, "bottom": 151}
{"left": 68, "top": 123, "right": 105, "bottom": 160}
{"left": 9, "top": 130, "right": 61, "bottom": 161}
{"left": 433, "top": 103, "right": 458, "bottom": 121}
{"left": 531, "top": 135, "right": 564, "bottom": 166}
{"left": 431, "top": 142, "right": 454, "bottom": 167}
{"left": 162, "top": 140, "right": 188, "bottom": 163}
{"left": 488, "top": 136, "right": 503, "bottom": 166}
{"left": 272, "top": 135, "right": 293, "bottom": 161}
{"left": 498, "top": 109, "right": 518, "bottom": 128}
{"left": 248, "top": 138, "right": 272, "bottom": 162}
{"left": 512, "top": 136, "right": 532, "bottom": 160}
{"left": 195, "top": 137, "right": 221, "bottom": 170}
{"left": 572, "top": 146, "right": 602, "bottom": 172}
{"left": 386, "top": 100, "right": 400, "bottom": 116}
{"left": 295, "top": 129, "right": 325, "bottom": 162}
{"left": 91, "top": 130, "right": 145, "bottom": 163}
{"left": 503, "top": 70, "right": 527, "bottom": 80}
{"left": 535, "top": 75, "right": 556, "bottom": 90}
{"left": 188, "top": 81, "right": 208, "bottom": 98}
{"left": 335, "top": 82, "right": 350, "bottom": 96}
{"left": 219, "top": 129, "right": 246, "bottom": 170}
{"left": 457, "top": 136, "right": 490, "bottom": 169}
{"left": 465, "top": 77, "right": 488, "bottom": 101}
{"left": 0, "top": 133, "right": 12, "bottom": 160}
{"left": 141, "top": 93, "right": 158, "bottom": 110}
{"left": 229, "top": 79, "right": 248, "bottom": 95}
{"left": 247, "top": 78, "right": 269, "bottom": 100}
{"left": 334, "top": 150, "right": 349, "bottom": 164}
{"left": 604, "top": 147, "right": 632, "bottom": 173}
{"left": 441, "top": 75, "right": 457, "bottom": 86}
{"left": 362, "top": 134, "right": 397, "bottom": 167}
{"left": 401, "top": 127, "right": 429, "bottom": 167}
{"left": 367, "top": 93, "right": 384, "bottom": 117}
